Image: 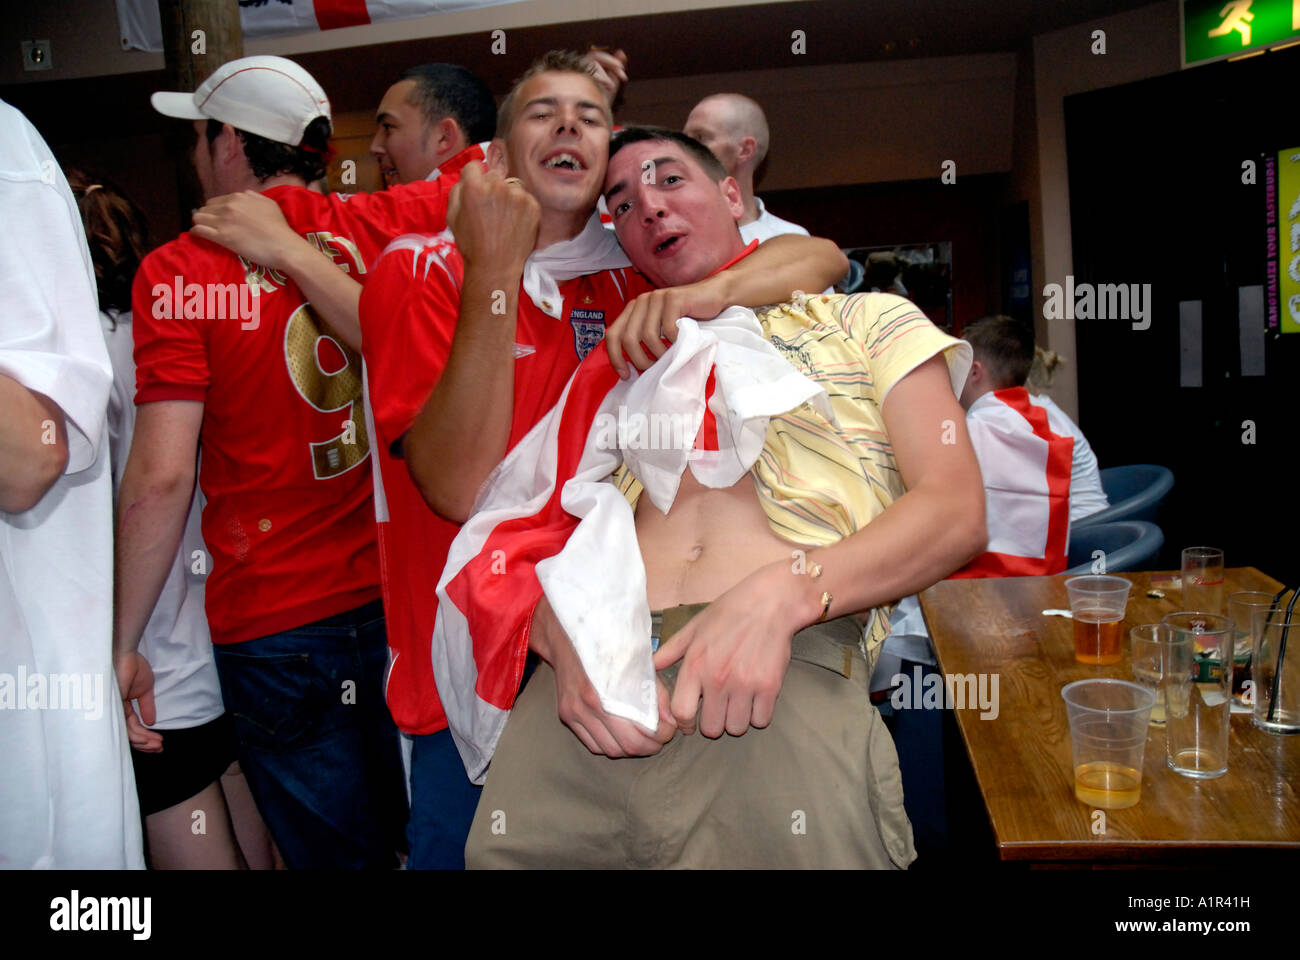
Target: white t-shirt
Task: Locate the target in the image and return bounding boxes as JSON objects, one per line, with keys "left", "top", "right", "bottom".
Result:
{"left": 101, "top": 311, "right": 223, "bottom": 730}
{"left": 739, "top": 197, "right": 810, "bottom": 245}
{"left": 1030, "top": 393, "right": 1109, "bottom": 524}
{"left": 0, "top": 99, "right": 144, "bottom": 868}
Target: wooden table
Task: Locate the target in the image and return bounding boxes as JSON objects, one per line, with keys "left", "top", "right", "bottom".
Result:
{"left": 919, "top": 567, "right": 1300, "bottom": 863}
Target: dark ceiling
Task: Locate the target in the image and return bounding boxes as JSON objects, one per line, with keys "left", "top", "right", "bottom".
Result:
{"left": 297, "top": 0, "right": 1165, "bottom": 112}
{"left": 0, "top": 0, "right": 1166, "bottom": 144}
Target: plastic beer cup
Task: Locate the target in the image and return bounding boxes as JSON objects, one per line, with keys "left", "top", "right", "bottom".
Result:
{"left": 1065, "top": 575, "right": 1132, "bottom": 665}
{"left": 1061, "top": 679, "right": 1156, "bottom": 809}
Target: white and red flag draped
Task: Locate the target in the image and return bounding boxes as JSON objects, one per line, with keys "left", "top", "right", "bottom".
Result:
{"left": 431, "top": 310, "right": 832, "bottom": 782}
{"left": 950, "top": 386, "right": 1074, "bottom": 578}
{"left": 116, "top": 0, "right": 527, "bottom": 53}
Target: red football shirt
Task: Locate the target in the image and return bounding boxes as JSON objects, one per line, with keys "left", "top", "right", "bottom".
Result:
{"left": 361, "top": 232, "right": 653, "bottom": 734}
{"left": 131, "top": 179, "right": 456, "bottom": 644}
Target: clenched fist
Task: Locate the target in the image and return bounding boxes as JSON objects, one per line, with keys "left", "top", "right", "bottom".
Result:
{"left": 447, "top": 161, "right": 540, "bottom": 275}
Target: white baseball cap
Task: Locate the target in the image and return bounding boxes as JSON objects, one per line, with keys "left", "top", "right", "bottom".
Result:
{"left": 151, "top": 55, "right": 331, "bottom": 146}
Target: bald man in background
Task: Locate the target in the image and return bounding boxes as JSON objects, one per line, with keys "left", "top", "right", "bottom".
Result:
{"left": 684, "top": 93, "right": 810, "bottom": 244}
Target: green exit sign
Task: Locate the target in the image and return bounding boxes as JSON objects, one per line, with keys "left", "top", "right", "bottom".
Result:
{"left": 1183, "top": 0, "right": 1300, "bottom": 66}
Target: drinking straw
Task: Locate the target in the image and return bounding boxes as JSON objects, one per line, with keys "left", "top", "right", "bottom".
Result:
{"left": 1266, "top": 586, "right": 1296, "bottom": 724}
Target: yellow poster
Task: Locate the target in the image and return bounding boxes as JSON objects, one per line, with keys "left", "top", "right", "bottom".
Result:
{"left": 1280, "top": 147, "right": 1300, "bottom": 334}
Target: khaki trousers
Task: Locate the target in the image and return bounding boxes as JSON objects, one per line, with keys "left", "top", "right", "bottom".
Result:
{"left": 465, "top": 615, "right": 915, "bottom": 869}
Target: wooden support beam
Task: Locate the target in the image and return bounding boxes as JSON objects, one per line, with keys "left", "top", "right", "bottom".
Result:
{"left": 160, "top": 0, "right": 243, "bottom": 90}
{"left": 158, "top": 0, "right": 243, "bottom": 226}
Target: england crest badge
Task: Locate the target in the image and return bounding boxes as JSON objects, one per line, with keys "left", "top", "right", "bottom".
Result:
{"left": 569, "top": 307, "right": 606, "bottom": 360}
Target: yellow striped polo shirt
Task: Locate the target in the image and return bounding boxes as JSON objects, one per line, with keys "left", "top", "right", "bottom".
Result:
{"left": 616, "top": 292, "right": 971, "bottom": 660}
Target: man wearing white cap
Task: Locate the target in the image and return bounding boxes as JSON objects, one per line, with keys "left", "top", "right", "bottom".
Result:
{"left": 115, "top": 55, "right": 453, "bottom": 868}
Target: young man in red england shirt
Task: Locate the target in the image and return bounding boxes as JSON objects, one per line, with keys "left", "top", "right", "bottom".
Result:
{"left": 112, "top": 56, "right": 459, "bottom": 869}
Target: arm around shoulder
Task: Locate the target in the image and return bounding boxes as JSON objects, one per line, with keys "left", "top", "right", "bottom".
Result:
{"left": 716, "top": 233, "right": 847, "bottom": 306}
{"left": 191, "top": 191, "right": 363, "bottom": 351}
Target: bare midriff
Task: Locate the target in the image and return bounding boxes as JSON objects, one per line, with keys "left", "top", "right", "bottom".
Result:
{"left": 636, "top": 468, "right": 794, "bottom": 610}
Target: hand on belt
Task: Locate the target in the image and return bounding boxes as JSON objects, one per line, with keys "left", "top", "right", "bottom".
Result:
{"left": 650, "top": 602, "right": 864, "bottom": 679}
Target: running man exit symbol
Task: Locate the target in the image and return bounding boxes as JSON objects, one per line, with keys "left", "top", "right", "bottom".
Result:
{"left": 1208, "top": 1, "right": 1255, "bottom": 45}
{"left": 1183, "top": 0, "right": 1300, "bottom": 67}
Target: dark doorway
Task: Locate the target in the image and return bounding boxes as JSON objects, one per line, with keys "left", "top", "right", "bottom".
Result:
{"left": 1065, "top": 47, "right": 1300, "bottom": 586}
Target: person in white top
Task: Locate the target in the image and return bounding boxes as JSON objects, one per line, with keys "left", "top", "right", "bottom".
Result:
{"left": 959, "top": 327, "right": 1109, "bottom": 528}
{"left": 684, "top": 93, "right": 811, "bottom": 244}
{"left": 0, "top": 100, "right": 143, "bottom": 869}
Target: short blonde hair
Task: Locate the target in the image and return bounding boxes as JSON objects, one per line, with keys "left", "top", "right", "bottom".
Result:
{"left": 495, "top": 50, "right": 612, "bottom": 139}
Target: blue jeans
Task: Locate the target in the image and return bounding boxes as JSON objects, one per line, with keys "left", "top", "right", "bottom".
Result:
{"left": 878, "top": 659, "right": 947, "bottom": 865}
{"left": 213, "top": 600, "right": 408, "bottom": 869}
{"left": 406, "top": 728, "right": 482, "bottom": 869}
{"left": 401, "top": 656, "right": 537, "bottom": 868}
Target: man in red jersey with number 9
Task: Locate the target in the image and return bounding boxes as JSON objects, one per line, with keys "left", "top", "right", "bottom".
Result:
{"left": 115, "top": 55, "right": 460, "bottom": 869}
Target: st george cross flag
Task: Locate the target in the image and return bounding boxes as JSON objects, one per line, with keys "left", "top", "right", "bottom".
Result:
{"left": 950, "top": 386, "right": 1074, "bottom": 578}
{"left": 116, "top": 0, "right": 528, "bottom": 53}
{"left": 432, "top": 309, "right": 833, "bottom": 782}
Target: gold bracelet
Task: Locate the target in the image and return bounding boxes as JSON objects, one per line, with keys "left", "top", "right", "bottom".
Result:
{"left": 815, "top": 591, "right": 833, "bottom": 623}
{"left": 804, "top": 559, "right": 831, "bottom": 622}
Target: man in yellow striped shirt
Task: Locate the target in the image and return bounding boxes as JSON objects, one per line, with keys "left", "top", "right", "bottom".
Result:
{"left": 466, "top": 126, "right": 986, "bottom": 869}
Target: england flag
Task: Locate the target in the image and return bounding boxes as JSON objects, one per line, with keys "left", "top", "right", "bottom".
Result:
{"left": 116, "top": 0, "right": 527, "bottom": 53}
{"left": 430, "top": 309, "right": 832, "bottom": 781}
{"left": 951, "top": 386, "right": 1074, "bottom": 578}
